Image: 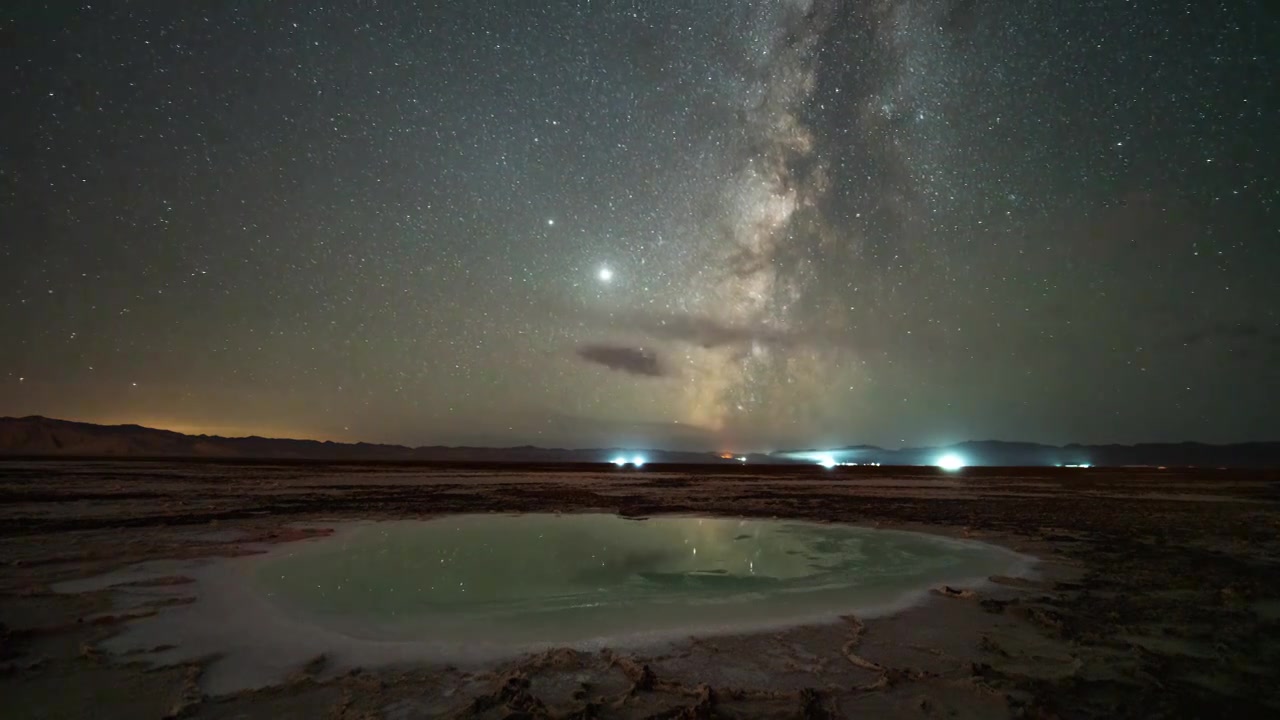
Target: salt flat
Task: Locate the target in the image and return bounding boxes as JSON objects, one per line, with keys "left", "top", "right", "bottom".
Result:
{"left": 1, "top": 461, "right": 1278, "bottom": 718}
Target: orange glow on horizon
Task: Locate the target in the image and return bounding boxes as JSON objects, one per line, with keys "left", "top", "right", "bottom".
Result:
{"left": 85, "top": 416, "right": 338, "bottom": 442}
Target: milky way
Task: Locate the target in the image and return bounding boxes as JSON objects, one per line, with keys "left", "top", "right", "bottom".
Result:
{"left": 3, "top": 1, "right": 1277, "bottom": 450}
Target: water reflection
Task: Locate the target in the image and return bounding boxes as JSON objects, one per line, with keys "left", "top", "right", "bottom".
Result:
{"left": 256, "top": 514, "right": 1026, "bottom": 644}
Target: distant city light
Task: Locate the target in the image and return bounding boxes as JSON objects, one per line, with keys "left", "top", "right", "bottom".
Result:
{"left": 796, "top": 451, "right": 883, "bottom": 468}
{"left": 611, "top": 456, "right": 627, "bottom": 466}
{"left": 936, "top": 453, "right": 966, "bottom": 471}
{"left": 631, "top": 455, "right": 645, "bottom": 467}
{"left": 1065, "top": 463, "right": 1092, "bottom": 469}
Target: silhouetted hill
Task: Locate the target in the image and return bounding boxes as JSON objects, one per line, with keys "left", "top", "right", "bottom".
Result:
{"left": 0, "top": 416, "right": 754, "bottom": 463}
{"left": 779, "top": 439, "right": 1280, "bottom": 468}
{"left": 2, "top": 416, "right": 1278, "bottom": 466}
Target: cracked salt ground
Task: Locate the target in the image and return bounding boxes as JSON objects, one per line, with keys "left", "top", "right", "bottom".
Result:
{"left": 50, "top": 514, "right": 1032, "bottom": 694}
{"left": 12, "top": 464, "right": 1279, "bottom": 717}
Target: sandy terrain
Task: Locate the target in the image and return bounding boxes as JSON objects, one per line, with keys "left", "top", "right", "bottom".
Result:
{"left": 1, "top": 461, "right": 1278, "bottom": 719}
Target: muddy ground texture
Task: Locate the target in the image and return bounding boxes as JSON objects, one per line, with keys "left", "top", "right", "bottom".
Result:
{"left": 1, "top": 461, "right": 1278, "bottom": 719}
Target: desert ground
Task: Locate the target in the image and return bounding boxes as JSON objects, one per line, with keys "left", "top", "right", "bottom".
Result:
{"left": 1, "top": 460, "right": 1278, "bottom": 719}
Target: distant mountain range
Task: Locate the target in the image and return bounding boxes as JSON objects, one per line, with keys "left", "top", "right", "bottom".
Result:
{"left": 0, "top": 416, "right": 753, "bottom": 464}
{"left": 2, "top": 416, "right": 1280, "bottom": 467}
{"left": 783, "top": 440, "right": 1280, "bottom": 469}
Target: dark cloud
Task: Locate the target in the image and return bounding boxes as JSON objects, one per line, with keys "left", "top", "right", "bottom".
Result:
{"left": 576, "top": 344, "right": 667, "bottom": 377}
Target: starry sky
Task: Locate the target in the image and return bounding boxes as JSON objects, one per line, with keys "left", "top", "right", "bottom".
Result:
{"left": 3, "top": 1, "right": 1277, "bottom": 451}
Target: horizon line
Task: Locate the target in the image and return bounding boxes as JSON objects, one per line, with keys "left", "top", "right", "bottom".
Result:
{"left": 3, "top": 415, "right": 1277, "bottom": 454}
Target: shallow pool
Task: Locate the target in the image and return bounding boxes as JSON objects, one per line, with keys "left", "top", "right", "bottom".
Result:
{"left": 254, "top": 514, "right": 1028, "bottom": 645}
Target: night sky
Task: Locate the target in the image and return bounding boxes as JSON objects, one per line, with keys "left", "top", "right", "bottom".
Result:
{"left": 3, "top": 1, "right": 1277, "bottom": 451}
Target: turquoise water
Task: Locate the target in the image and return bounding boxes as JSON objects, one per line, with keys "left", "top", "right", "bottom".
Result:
{"left": 255, "top": 514, "right": 1026, "bottom": 645}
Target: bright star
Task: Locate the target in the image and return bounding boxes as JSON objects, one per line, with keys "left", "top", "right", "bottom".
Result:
{"left": 597, "top": 267, "right": 613, "bottom": 282}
